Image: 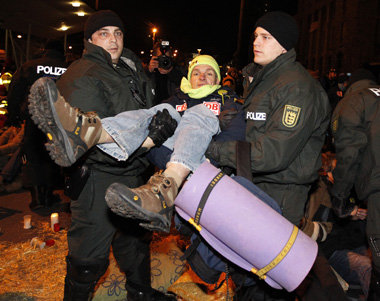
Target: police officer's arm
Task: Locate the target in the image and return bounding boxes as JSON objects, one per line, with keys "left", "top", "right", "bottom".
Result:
{"left": 216, "top": 85, "right": 328, "bottom": 172}
{"left": 330, "top": 95, "right": 367, "bottom": 200}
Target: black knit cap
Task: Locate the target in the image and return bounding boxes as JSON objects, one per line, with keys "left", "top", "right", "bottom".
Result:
{"left": 84, "top": 10, "right": 124, "bottom": 40}
{"left": 255, "top": 11, "right": 299, "bottom": 51}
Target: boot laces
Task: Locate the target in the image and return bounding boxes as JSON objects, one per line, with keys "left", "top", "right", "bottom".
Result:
{"left": 149, "top": 174, "right": 172, "bottom": 194}
{"left": 73, "top": 108, "right": 99, "bottom": 125}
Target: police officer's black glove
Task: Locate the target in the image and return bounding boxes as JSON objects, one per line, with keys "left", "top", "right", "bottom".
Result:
{"left": 148, "top": 109, "right": 177, "bottom": 147}
{"left": 330, "top": 196, "right": 356, "bottom": 218}
{"left": 205, "top": 140, "right": 222, "bottom": 163}
{"left": 218, "top": 109, "right": 238, "bottom": 131}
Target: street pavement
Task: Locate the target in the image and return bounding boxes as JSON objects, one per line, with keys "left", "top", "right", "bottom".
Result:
{"left": 0, "top": 188, "right": 71, "bottom": 244}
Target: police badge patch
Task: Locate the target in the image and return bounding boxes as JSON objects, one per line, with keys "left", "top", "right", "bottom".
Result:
{"left": 282, "top": 105, "right": 301, "bottom": 128}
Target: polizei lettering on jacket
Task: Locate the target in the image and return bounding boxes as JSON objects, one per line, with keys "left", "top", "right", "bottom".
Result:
{"left": 246, "top": 111, "right": 267, "bottom": 121}
{"left": 369, "top": 88, "right": 380, "bottom": 97}
{"left": 36, "top": 65, "right": 67, "bottom": 76}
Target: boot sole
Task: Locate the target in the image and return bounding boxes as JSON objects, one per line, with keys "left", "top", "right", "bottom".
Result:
{"left": 28, "top": 78, "right": 75, "bottom": 167}
{"left": 105, "top": 183, "right": 170, "bottom": 232}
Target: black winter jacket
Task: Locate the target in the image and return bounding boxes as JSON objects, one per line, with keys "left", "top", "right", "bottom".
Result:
{"left": 218, "top": 49, "right": 330, "bottom": 185}
{"left": 57, "top": 41, "right": 155, "bottom": 175}
{"left": 7, "top": 50, "right": 67, "bottom": 126}
{"left": 331, "top": 79, "right": 380, "bottom": 201}
{"left": 147, "top": 63, "right": 185, "bottom": 105}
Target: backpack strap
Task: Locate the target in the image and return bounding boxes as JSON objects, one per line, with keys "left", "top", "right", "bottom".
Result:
{"left": 180, "top": 235, "right": 201, "bottom": 262}
{"left": 236, "top": 140, "right": 252, "bottom": 181}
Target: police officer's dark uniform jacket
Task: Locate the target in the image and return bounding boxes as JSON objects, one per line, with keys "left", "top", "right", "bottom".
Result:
{"left": 6, "top": 48, "right": 67, "bottom": 209}
{"left": 330, "top": 79, "right": 380, "bottom": 202}
{"left": 58, "top": 41, "right": 154, "bottom": 174}
{"left": 216, "top": 49, "right": 331, "bottom": 224}
{"left": 57, "top": 40, "right": 156, "bottom": 296}
{"left": 7, "top": 49, "right": 67, "bottom": 125}
{"left": 329, "top": 76, "right": 380, "bottom": 298}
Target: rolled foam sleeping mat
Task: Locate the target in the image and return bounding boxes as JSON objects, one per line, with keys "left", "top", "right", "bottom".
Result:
{"left": 175, "top": 161, "right": 318, "bottom": 292}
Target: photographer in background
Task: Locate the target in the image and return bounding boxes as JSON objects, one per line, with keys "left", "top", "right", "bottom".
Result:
{"left": 147, "top": 40, "right": 185, "bottom": 104}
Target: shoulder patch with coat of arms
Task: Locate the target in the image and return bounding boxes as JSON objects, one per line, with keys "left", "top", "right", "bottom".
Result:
{"left": 282, "top": 105, "right": 301, "bottom": 128}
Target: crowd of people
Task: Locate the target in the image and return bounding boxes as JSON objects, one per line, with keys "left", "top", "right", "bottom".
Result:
{"left": 1, "top": 7, "right": 379, "bottom": 301}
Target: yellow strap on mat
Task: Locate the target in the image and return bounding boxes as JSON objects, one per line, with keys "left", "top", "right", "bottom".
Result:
{"left": 188, "top": 218, "right": 202, "bottom": 232}
{"left": 251, "top": 225, "right": 299, "bottom": 280}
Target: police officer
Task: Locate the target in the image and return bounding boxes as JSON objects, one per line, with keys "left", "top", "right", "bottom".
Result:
{"left": 329, "top": 68, "right": 380, "bottom": 300}
{"left": 40, "top": 10, "right": 175, "bottom": 300}
{"left": 6, "top": 40, "right": 67, "bottom": 210}
{"left": 205, "top": 11, "right": 332, "bottom": 300}
{"left": 207, "top": 11, "right": 330, "bottom": 226}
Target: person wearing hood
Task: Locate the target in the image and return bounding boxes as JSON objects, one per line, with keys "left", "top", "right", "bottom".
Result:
{"left": 329, "top": 68, "right": 380, "bottom": 300}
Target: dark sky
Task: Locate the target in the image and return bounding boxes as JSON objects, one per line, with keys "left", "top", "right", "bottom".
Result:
{"left": 82, "top": 0, "right": 298, "bottom": 66}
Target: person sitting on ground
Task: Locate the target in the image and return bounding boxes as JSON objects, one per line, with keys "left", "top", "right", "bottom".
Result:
{"left": 0, "top": 121, "right": 25, "bottom": 193}
{"left": 28, "top": 54, "right": 245, "bottom": 232}
{"left": 0, "top": 122, "right": 24, "bottom": 165}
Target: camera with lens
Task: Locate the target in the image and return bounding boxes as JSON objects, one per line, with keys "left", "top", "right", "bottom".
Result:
{"left": 156, "top": 40, "right": 173, "bottom": 70}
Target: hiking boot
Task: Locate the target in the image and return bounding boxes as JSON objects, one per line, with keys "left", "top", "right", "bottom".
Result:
{"left": 28, "top": 77, "right": 102, "bottom": 167}
{"left": 105, "top": 173, "right": 178, "bottom": 233}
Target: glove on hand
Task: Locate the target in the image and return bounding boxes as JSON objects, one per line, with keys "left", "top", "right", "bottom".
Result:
{"left": 148, "top": 109, "right": 177, "bottom": 147}
{"left": 205, "top": 140, "right": 222, "bottom": 163}
{"left": 330, "top": 196, "right": 356, "bottom": 218}
{"left": 218, "top": 109, "right": 238, "bottom": 131}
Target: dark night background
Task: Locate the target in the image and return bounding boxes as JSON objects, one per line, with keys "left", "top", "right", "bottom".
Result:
{"left": 0, "top": 0, "right": 299, "bottom": 69}
{"left": 80, "top": 0, "right": 298, "bottom": 66}
{"left": 3, "top": 1, "right": 377, "bottom": 76}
